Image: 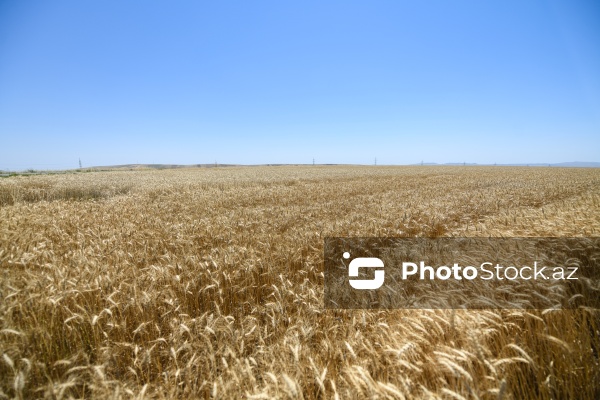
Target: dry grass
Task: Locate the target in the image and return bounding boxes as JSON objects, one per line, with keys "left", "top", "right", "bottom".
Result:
{"left": 0, "top": 166, "right": 599, "bottom": 399}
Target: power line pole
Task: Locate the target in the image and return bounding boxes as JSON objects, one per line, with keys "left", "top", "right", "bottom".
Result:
{"left": 79, "top": 158, "right": 82, "bottom": 169}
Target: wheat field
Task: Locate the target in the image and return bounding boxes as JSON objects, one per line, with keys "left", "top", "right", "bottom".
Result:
{"left": 0, "top": 166, "right": 599, "bottom": 399}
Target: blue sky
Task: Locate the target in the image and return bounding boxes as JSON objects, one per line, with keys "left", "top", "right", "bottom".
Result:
{"left": 1, "top": 0, "right": 599, "bottom": 169}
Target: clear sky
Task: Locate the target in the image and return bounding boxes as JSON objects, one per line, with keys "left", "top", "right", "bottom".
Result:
{"left": 1, "top": 1, "right": 599, "bottom": 169}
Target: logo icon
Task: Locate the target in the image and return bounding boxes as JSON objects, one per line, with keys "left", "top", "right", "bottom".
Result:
{"left": 344, "top": 252, "right": 385, "bottom": 290}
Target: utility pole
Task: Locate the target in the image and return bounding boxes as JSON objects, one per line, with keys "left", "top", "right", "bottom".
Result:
{"left": 79, "top": 158, "right": 82, "bottom": 169}
{"left": 374, "top": 157, "right": 377, "bottom": 166}
{"left": 313, "top": 158, "right": 315, "bottom": 166}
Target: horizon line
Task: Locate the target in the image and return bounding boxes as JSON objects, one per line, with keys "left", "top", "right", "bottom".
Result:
{"left": 2, "top": 161, "right": 600, "bottom": 173}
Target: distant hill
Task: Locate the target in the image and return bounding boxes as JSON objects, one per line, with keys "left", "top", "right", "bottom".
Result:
{"left": 411, "top": 162, "right": 600, "bottom": 168}
{"left": 549, "top": 162, "right": 600, "bottom": 168}
{"left": 87, "top": 162, "right": 600, "bottom": 170}
{"left": 91, "top": 163, "right": 240, "bottom": 170}
{"left": 494, "top": 162, "right": 600, "bottom": 168}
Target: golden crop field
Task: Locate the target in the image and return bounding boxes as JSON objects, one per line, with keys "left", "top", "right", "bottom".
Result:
{"left": 0, "top": 166, "right": 599, "bottom": 399}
